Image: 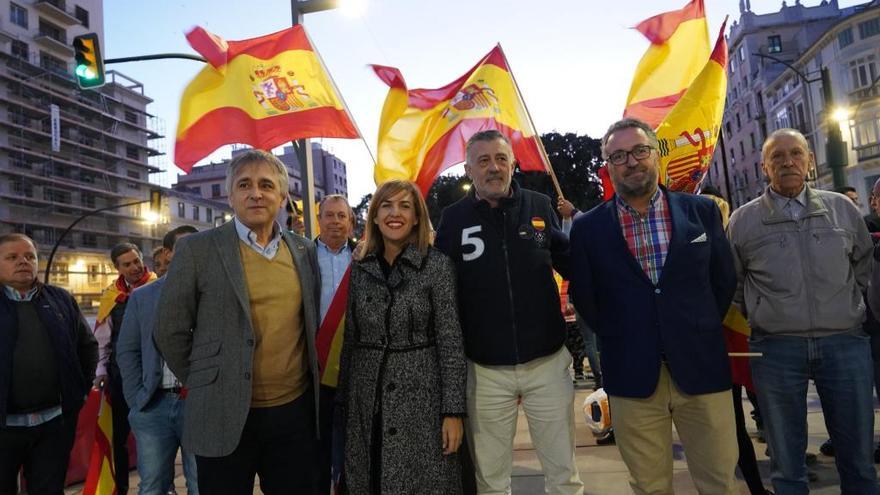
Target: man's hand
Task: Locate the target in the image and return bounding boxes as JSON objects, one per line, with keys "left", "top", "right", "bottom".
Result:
{"left": 557, "top": 198, "right": 577, "bottom": 219}
{"left": 442, "top": 416, "right": 463, "bottom": 455}
{"left": 93, "top": 375, "right": 107, "bottom": 388}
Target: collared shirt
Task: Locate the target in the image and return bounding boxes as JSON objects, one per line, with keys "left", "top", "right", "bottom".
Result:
{"left": 316, "top": 238, "right": 352, "bottom": 322}
{"left": 234, "top": 217, "right": 282, "bottom": 259}
{"left": 768, "top": 186, "right": 807, "bottom": 221}
{"left": 4, "top": 285, "right": 38, "bottom": 302}
{"left": 160, "top": 362, "right": 180, "bottom": 390}
{"left": 616, "top": 188, "right": 672, "bottom": 285}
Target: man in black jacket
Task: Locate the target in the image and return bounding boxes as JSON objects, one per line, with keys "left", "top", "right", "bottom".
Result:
{"left": 435, "top": 130, "right": 583, "bottom": 494}
{"left": 0, "top": 233, "right": 98, "bottom": 493}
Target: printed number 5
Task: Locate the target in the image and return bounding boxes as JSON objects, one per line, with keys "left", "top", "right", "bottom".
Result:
{"left": 462, "top": 226, "right": 485, "bottom": 261}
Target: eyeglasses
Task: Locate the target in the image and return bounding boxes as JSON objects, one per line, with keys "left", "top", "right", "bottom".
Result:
{"left": 606, "top": 145, "right": 654, "bottom": 166}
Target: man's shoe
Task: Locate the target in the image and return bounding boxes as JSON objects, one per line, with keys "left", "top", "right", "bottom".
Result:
{"left": 874, "top": 443, "right": 880, "bottom": 463}
{"left": 808, "top": 470, "right": 818, "bottom": 482}
{"left": 819, "top": 439, "right": 834, "bottom": 457}
{"left": 805, "top": 452, "right": 818, "bottom": 465}
{"left": 596, "top": 430, "right": 616, "bottom": 446}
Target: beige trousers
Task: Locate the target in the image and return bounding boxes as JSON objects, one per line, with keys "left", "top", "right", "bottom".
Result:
{"left": 466, "top": 346, "right": 584, "bottom": 495}
{"left": 609, "top": 365, "right": 738, "bottom": 495}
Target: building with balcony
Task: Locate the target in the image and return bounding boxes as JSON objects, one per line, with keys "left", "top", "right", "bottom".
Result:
{"left": 0, "top": 0, "right": 164, "bottom": 309}
{"left": 173, "top": 142, "right": 350, "bottom": 203}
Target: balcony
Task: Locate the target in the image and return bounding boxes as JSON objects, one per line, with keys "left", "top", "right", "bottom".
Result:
{"left": 849, "top": 85, "right": 880, "bottom": 105}
{"left": 34, "top": 0, "right": 80, "bottom": 26}
{"left": 857, "top": 143, "right": 880, "bottom": 162}
{"left": 34, "top": 33, "right": 74, "bottom": 57}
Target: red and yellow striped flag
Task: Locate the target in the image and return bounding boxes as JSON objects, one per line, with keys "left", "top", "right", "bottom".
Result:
{"left": 657, "top": 19, "right": 729, "bottom": 193}
{"left": 174, "top": 26, "right": 359, "bottom": 172}
{"left": 723, "top": 305, "right": 753, "bottom": 391}
{"left": 317, "top": 266, "right": 350, "bottom": 387}
{"left": 82, "top": 388, "right": 115, "bottom": 495}
{"left": 372, "top": 45, "right": 549, "bottom": 194}
{"left": 623, "top": 0, "right": 710, "bottom": 128}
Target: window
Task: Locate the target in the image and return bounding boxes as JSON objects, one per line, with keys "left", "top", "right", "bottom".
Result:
{"left": 87, "top": 264, "right": 100, "bottom": 284}
{"left": 736, "top": 113, "right": 742, "bottom": 131}
{"left": 746, "top": 101, "right": 752, "bottom": 119}
{"left": 11, "top": 40, "right": 28, "bottom": 61}
{"left": 75, "top": 6, "right": 89, "bottom": 28}
{"left": 211, "top": 184, "right": 221, "bottom": 197}
{"left": 858, "top": 18, "right": 880, "bottom": 39}
{"left": 192, "top": 205, "right": 200, "bottom": 221}
{"left": 127, "top": 170, "right": 140, "bottom": 179}
{"left": 754, "top": 163, "right": 761, "bottom": 181}
{"left": 82, "top": 233, "right": 97, "bottom": 248}
{"left": 725, "top": 122, "right": 732, "bottom": 136}
{"left": 851, "top": 118, "right": 880, "bottom": 147}
{"left": 206, "top": 208, "right": 213, "bottom": 223}
{"left": 191, "top": 186, "right": 201, "bottom": 196}
{"left": 750, "top": 132, "right": 756, "bottom": 151}
{"left": 124, "top": 110, "right": 139, "bottom": 125}
{"left": 44, "top": 188, "right": 71, "bottom": 204}
{"left": 739, "top": 141, "right": 745, "bottom": 158}
{"left": 739, "top": 45, "right": 746, "bottom": 62}
{"left": 39, "top": 52, "right": 66, "bottom": 75}
{"left": 50, "top": 262, "right": 69, "bottom": 284}
{"left": 850, "top": 56, "right": 877, "bottom": 90}
{"left": 12, "top": 180, "right": 33, "bottom": 197}
{"left": 178, "top": 202, "right": 185, "bottom": 218}
{"left": 9, "top": 3, "right": 27, "bottom": 28}
{"left": 38, "top": 19, "right": 65, "bottom": 44}
{"left": 126, "top": 145, "right": 139, "bottom": 160}
{"left": 839, "top": 28, "right": 854, "bottom": 49}
{"left": 81, "top": 192, "right": 95, "bottom": 208}
{"left": 768, "top": 35, "right": 782, "bottom": 54}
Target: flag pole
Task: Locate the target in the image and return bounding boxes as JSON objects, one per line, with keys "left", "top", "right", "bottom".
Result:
{"left": 301, "top": 28, "right": 377, "bottom": 169}
{"left": 497, "top": 44, "right": 564, "bottom": 199}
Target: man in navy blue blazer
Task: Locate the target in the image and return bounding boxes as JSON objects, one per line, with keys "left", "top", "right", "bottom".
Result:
{"left": 569, "top": 118, "right": 738, "bottom": 495}
{"left": 117, "top": 225, "right": 200, "bottom": 494}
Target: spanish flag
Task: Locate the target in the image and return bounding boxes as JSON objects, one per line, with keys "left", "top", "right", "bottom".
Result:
{"left": 723, "top": 305, "right": 754, "bottom": 391}
{"left": 623, "top": 0, "right": 710, "bottom": 128}
{"left": 656, "top": 19, "right": 728, "bottom": 193}
{"left": 82, "top": 388, "right": 115, "bottom": 495}
{"left": 372, "top": 45, "right": 549, "bottom": 193}
{"left": 175, "top": 26, "right": 359, "bottom": 172}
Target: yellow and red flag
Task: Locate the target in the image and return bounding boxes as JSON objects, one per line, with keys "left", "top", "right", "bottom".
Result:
{"left": 656, "top": 19, "right": 728, "bottom": 193}
{"left": 722, "top": 305, "right": 754, "bottom": 391}
{"left": 372, "top": 45, "right": 549, "bottom": 194}
{"left": 316, "top": 266, "right": 350, "bottom": 387}
{"left": 82, "top": 388, "right": 115, "bottom": 495}
{"left": 623, "top": 0, "right": 710, "bottom": 128}
{"left": 175, "top": 26, "right": 359, "bottom": 172}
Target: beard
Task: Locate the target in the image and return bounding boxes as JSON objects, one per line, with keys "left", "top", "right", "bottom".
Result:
{"left": 612, "top": 166, "right": 658, "bottom": 198}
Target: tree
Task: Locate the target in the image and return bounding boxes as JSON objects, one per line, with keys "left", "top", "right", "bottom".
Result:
{"left": 352, "top": 193, "right": 372, "bottom": 239}
{"left": 425, "top": 175, "right": 471, "bottom": 228}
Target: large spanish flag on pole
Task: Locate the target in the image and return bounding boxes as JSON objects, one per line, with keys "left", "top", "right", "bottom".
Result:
{"left": 656, "top": 19, "right": 728, "bottom": 193}
{"left": 372, "top": 45, "right": 550, "bottom": 194}
{"left": 174, "top": 26, "right": 359, "bottom": 172}
{"left": 623, "top": 0, "right": 710, "bottom": 128}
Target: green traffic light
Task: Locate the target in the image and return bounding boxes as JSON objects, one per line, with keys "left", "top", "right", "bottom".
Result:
{"left": 75, "top": 65, "right": 96, "bottom": 80}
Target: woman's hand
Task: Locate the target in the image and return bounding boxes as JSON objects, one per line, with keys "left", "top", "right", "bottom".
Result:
{"left": 442, "top": 416, "right": 464, "bottom": 455}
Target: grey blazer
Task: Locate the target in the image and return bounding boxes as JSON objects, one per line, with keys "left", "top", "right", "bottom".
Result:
{"left": 154, "top": 221, "right": 321, "bottom": 457}
{"left": 116, "top": 277, "right": 167, "bottom": 412}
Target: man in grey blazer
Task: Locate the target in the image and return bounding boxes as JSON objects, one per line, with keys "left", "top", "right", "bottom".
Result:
{"left": 155, "top": 150, "right": 322, "bottom": 494}
{"left": 117, "top": 225, "right": 199, "bottom": 494}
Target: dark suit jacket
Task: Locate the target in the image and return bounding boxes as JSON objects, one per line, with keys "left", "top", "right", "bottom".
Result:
{"left": 117, "top": 277, "right": 167, "bottom": 412}
{"left": 569, "top": 189, "right": 736, "bottom": 398}
{"left": 154, "top": 221, "right": 321, "bottom": 457}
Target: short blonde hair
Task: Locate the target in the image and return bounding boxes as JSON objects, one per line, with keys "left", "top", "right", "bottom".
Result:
{"left": 363, "top": 180, "right": 431, "bottom": 258}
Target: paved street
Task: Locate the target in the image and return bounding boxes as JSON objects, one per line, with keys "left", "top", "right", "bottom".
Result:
{"left": 63, "top": 376, "right": 880, "bottom": 494}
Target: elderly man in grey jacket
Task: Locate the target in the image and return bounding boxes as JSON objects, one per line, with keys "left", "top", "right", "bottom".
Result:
{"left": 727, "top": 128, "right": 876, "bottom": 495}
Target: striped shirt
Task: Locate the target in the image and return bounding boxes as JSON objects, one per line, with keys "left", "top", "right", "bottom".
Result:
{"left": 616, "top": 188, "right": 672, "bottom": 285}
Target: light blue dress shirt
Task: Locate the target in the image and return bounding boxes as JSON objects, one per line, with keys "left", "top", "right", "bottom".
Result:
{"left": 316, "top": 238, "right": 352, "bottom": 323}
{"left": 233, "top": 217, "right": 283, "bottom": 259}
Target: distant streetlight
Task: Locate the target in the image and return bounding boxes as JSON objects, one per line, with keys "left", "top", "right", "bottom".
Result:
{"left": 462, "top": 183, "right": 472, "bottom": 191}
{"left": 141, "top": 210, "right": 161, "bottom": 225}
{"left": 832, "top": 107, "right": 852, "bottom": 123}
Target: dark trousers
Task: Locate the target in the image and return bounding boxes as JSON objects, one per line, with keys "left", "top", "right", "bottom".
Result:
{"left": 196, "top": 392, "right": 320, "bottom": 494}
{"left": 317, "top": 385, "right": 334, "bottom": 492}
{"left": 0, "top": 413, "right": 78, "bottom": 495}
{"left": 108, "top": 362, "right": 130, "bottom": 493}
{"left": 733, "top": 386, "right": 767, "bottom": 495}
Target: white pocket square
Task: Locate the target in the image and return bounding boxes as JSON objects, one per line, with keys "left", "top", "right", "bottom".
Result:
{"left": 689, "top": 233, "right": 707, "bottom": 243}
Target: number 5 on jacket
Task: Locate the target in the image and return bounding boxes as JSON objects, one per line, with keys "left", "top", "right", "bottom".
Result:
{"left": 462, "top": 226, "right": 484, "bottom": 261}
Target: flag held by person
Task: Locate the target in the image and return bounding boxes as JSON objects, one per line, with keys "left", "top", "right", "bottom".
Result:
{"left": 623, "top": 0, "right": 710, "bottom": 128}
{"left": 82, "top": 388, "right": 115, "bottom": 495}
{"left": 655, "top": 19, "right": 729, "bottom": 193}
{"left": 372, "top": 45, "right": 549, "bottom": 194}
{"left": 175, "top": 25, "right": 359, "bottom": 172}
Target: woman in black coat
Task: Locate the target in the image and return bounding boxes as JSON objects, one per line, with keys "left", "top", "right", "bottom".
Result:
{"left": 338, "top": 180, "right": 467, "bottom": 494}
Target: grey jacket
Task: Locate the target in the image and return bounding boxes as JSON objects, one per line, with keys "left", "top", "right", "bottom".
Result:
{"left": 117, "top": 277, "right": 168, "bottom": 412}
{"left": 154, "top": 221, "right": 321, "bottom": 457}
{"left": 728, "top": 185, "right": 873, "bottom": 337}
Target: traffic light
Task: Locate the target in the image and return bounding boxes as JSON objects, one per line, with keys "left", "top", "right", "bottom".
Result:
{"left": 72, "top": 33, "right": 105, "bottom": 90}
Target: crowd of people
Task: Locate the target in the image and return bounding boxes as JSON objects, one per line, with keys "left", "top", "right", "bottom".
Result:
{"left": 2, "top": 118, "right": 879, "bottom": 495}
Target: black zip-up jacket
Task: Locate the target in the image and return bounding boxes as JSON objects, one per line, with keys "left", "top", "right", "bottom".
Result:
{"left": 0, "top": 283, "right": 97, "bottom": 427}
{"left": 435, "top": 181, "right": 569, "bottom": 365}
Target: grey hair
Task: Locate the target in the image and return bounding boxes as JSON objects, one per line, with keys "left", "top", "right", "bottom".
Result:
{"left": 465, "top": 130, "right": 512, "bottom": 164}
{"left": 224, "top": 149, "right": 290, "bottom": 199}
{"left": 601, "top": 118, "right": 659, "bottom": 158}
{"left": 761, "top": 128, "right": 810, "bottom": 157}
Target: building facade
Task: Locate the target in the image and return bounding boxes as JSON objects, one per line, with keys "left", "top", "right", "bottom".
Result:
{"left": 0, "top": 0, "right": 164, "bottom": 309}
{"left": 173, "top": 142, "right": 350, "bottom": 202}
